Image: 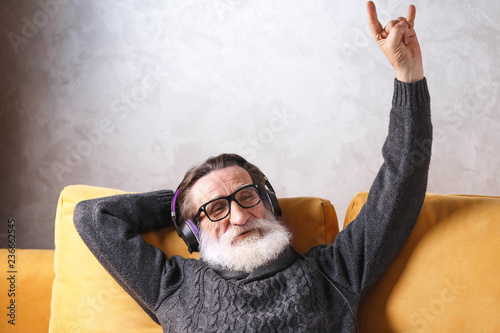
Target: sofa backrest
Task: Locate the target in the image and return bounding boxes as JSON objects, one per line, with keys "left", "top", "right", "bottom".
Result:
{"left": 49, "top": 184, "right": 338, "bottom": 332}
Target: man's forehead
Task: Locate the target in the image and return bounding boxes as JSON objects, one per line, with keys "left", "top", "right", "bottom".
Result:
{"left": 191, "top": 165, "right": 253, "bottom": 204}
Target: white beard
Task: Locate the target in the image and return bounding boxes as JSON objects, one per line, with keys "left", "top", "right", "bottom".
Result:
{"left": 199, "top": 209, "right": 291, "bottom": 273}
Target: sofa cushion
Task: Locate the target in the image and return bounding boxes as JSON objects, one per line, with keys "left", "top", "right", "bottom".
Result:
{"left": 49, "top": 185, "right": 338, "bottom": 332}
{"left": 344, "top": 192, "right": 500, "bottom": 333}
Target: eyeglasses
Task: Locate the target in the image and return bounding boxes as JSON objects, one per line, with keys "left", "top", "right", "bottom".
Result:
{"left": 193, "top": 184, "right": 262, "bottom": 222}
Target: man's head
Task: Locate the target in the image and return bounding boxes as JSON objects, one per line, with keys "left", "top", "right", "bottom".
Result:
{"left": 177, "top": 153, "right": 291, "bottom": 272}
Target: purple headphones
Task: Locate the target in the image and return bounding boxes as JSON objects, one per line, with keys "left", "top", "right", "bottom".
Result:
{"left": 170, "top": 175, "right": 281, "bottom": 253}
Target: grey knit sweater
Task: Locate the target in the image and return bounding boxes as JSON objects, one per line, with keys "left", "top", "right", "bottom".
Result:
{"left": 74, "top": 78, "right": 432, "bottom": 333}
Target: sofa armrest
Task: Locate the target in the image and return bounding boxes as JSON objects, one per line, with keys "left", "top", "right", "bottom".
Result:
{"left": 0, "top": 249, "right": 54, "bottom": 332}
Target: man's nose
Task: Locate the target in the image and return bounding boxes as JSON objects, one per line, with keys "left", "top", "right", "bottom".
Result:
{"left": 228, "top": 200, "right": 249, "bottom": 226}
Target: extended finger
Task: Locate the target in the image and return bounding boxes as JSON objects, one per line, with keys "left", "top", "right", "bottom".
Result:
{"left": 406, "top": 4, "right": 416, "bottom": 29}
{"left": 367, "top": 1, "right": 387, "bottom": 39}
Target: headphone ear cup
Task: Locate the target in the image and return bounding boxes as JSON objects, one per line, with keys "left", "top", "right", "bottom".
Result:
{"left": 179, "top": 219, "right": 200, "bottom": 253}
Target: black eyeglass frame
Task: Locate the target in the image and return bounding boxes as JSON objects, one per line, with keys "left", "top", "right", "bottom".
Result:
{"left": 193, "top": 184, "right": 262, "bottom": 223}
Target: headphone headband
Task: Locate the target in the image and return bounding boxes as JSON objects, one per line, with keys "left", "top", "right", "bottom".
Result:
{"left": 170, "top": 189, "right": 181, "bottom": 235}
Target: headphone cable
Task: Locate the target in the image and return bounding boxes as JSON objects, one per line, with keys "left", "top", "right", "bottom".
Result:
{"left": 292, "top": 247, "right": 360, "bottom": 333}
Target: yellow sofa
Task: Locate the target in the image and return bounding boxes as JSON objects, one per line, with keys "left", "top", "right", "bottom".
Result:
{"left": 1, "top": 185, "right": 499, "bottom": 332}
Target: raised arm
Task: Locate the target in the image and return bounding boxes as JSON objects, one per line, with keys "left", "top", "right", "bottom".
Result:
{"left": 73, "top": 190, "right": 184, "bottom": 324}
{"left": 311, "top": 2, "right": 432, "bottom": 297}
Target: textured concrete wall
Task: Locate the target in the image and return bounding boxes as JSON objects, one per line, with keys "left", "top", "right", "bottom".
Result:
{"left": 1, "top": 0, "right": 499, "bottom": 249}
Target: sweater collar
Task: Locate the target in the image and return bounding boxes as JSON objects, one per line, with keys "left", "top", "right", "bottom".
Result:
{"left": 207, "top": 245, "right": 297, "bottom": 282}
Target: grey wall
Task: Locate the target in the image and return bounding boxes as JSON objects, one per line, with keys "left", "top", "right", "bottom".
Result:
{"left": 1, "top": 0, "right": 499, "bottom": 249}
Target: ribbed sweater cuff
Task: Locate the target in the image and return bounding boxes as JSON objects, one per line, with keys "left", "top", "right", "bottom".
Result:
{"left": 152, "top": 189, "right": 175, "bottom": 227}
{"left": 392, "top": 77, "right": 430, "bottom": 109}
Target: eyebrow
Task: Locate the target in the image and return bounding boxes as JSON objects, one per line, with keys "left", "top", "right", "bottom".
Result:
{"left": 205, "top": 182, "right": 253, "bottom": 203}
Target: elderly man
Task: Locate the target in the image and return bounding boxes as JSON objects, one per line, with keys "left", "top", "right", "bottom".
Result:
{"left": 74, "top": 2, "right": 432, "bottom": 332}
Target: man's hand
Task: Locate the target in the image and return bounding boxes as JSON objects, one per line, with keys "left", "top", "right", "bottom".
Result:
{"left": 367, "top": 1, "right": 423, "bottom": 83}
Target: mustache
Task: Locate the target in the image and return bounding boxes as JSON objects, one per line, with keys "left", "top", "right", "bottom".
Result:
{"left": 220, "top": 215, "right": 275, "bottom": 243}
